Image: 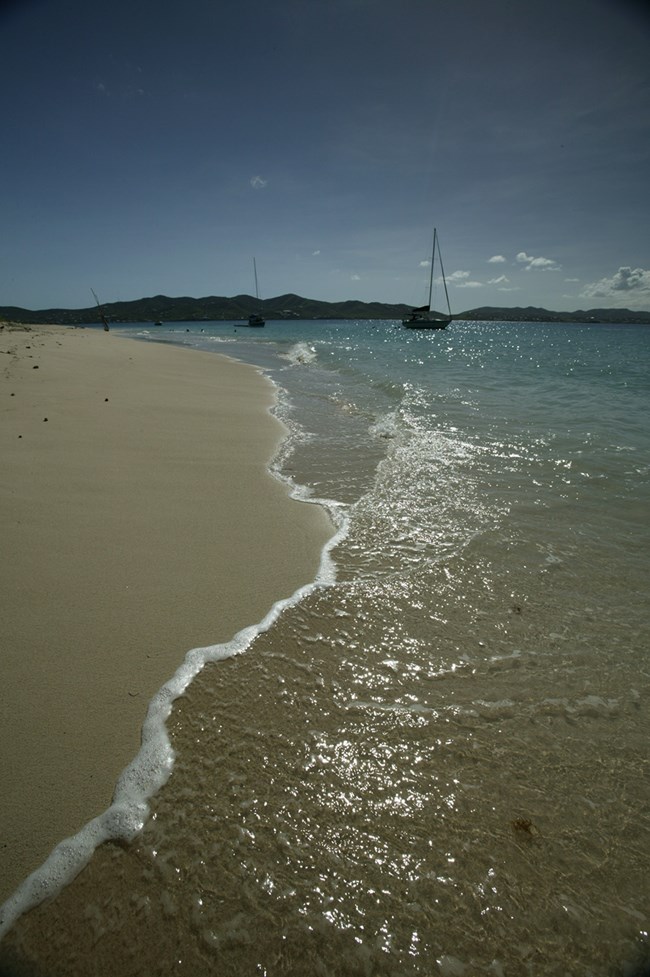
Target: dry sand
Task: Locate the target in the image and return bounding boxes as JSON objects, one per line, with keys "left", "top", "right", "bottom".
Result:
{"left": 0, "top": 323, "right": 333, "bottom": 903}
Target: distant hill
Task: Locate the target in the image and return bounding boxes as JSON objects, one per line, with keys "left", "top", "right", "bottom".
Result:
{"left": 0, "top": 293, "right": 412, "bottom": 325}
{"left": 1, "top": 294, "right": 649, "bottom": 325}
{"left": 457, "top": 305, "right": 650, "bottom": 324}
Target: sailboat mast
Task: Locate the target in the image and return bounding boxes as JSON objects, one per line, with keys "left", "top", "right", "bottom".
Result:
{"left": 435, "top": 232, "right": 452, "bottom": 317}
{"left": 253, "top": 257, "right": 260, "bottom": 301}
{"left": 90, "top": 287, "right": 109, "bottom": 331}
{"left": 427, "top": 229, "right": 437, "bottom": 311}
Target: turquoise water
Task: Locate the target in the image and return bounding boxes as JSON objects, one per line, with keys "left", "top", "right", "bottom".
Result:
{"left": 123, "top": 317, "right": 650, "bottom": 975}
{"left": 5, "top": 318, "right": 650, "bottom": 975}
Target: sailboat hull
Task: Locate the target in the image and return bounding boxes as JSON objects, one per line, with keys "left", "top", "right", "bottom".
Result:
{"left": 402, "top": 315, "right": 451, "bottom": 330}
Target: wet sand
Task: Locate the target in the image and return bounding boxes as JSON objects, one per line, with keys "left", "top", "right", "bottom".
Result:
{"left": 0, "top": 323, "right": 333, "bottom": 905}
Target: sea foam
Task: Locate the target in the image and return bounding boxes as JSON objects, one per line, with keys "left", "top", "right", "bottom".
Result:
{"left": 281, "top": 341, "right": 317, "bottom": 366}
{"left": 0, "top": 480, "right": 347, "bottom": 944}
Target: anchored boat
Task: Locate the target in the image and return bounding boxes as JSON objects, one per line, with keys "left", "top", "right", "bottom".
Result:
{"left": 402, "top": 228, "right": 452, "bottom": 330}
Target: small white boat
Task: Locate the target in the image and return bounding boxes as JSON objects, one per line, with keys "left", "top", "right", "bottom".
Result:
{"left": 403, "top": 228, "right": 452, "bottom": 330}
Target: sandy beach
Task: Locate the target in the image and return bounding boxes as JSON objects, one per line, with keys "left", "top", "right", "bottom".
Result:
{"left": 1, "top": 320, "right": 648, "bottom": 977}
{"left": 0, "top": 323, "right": 333, "bottom": 905}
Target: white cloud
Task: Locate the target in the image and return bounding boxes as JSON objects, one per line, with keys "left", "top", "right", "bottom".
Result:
{"left": 312, "top": 249, "right": 321, "bottom": 256}
{"left": 351, "top": 274, "right": 361, "bottom": 281}
{"left": 488, "top": 255, "right": 506, "bottom": 264}
{"left": 250, "top": 175, "right": 268, "bottom": 189}
{"left": 419, "top": 259, "right": 430, "bottom": 268}
{"left": 516, "top": 251, "right": 560, "bottom": 271}
{"left": 580, "top": 266, "right": 650, "bottom": 300}
{"left": 445, "top": 269, "right": 482, "bottom": 289}
{"left": 487, "top": 275, "right": 510, "bottom": 285}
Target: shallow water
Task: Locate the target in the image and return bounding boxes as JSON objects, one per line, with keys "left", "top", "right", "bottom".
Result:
{"left": 2, "top": 319, "right": 649, "bottom": 975}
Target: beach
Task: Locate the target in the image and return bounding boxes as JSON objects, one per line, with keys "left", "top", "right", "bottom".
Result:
{"left": 0, "top": 323, "right": 333, "bottom": 905}
{"left": 1, "top": 318, "right": 648, "bottom": 976}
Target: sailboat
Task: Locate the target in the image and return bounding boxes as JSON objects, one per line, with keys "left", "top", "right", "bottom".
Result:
{"left": 91, "top": 288, "right": 110, "bottom": 331}
{"left": 402, "top": 228, "right": 452, "bottom": 330}
{"left": 247, "top": 258, "right": 265, "bottom": 327}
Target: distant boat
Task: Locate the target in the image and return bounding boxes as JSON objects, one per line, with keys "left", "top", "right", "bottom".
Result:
{"left": 154, "top": 321, "right": 162, "bottom": 326}
{"left": 246, "top": 258, "right": 265, "bottom": 327}
{"left": 91, "top": 287, "right": 110, "bottom": 331}
{"left": 402, "top": 228, "right": 452, "bottom": 330}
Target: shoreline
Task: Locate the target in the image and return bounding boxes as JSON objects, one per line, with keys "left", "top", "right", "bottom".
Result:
{"left": 0, "top": 324, "right": 334, "bottom": 909}
{"left": 1, "top": 323, "right": 648, "bottom": 976}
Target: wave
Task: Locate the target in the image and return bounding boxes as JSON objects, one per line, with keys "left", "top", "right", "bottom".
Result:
{"left": 368, "top": 410, "right": 400, "bottom": 440}
{"left": 280, "top": 341, "right": 317, "bottom": 366}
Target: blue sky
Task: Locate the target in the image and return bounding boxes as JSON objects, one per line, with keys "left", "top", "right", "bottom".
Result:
{"left": 2, "top": 0, "right": 649, "bottom": 312}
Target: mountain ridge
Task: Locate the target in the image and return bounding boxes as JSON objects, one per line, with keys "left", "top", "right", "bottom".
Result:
{"left": 1, "top": 294, "right": 649, "bottom": 325}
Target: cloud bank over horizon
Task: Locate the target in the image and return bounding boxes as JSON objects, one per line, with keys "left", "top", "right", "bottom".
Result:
{"left": 580, "top": 267, "right": 650, "bottom": 304}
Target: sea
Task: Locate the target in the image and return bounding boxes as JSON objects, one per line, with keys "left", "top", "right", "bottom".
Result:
{"left": 2, "top": 317, "right": 649, "bottom": 977}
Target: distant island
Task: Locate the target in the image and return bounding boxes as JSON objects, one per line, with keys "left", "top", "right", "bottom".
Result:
{"left": 1, "top": 293, "right": 649, "bottom": 326}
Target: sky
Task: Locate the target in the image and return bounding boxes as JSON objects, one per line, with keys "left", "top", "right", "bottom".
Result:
{"left": 2, "top": 0, "right": 649, "bottom": 312}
